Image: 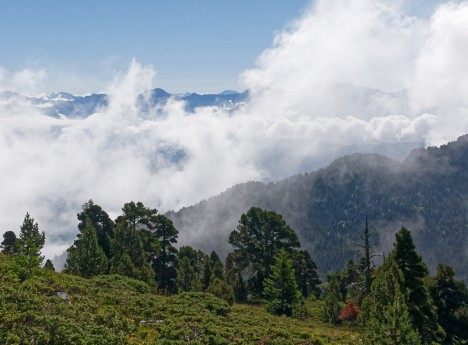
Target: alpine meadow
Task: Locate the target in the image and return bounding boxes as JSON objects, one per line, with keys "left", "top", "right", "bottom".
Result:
{"left": 2, "top": 0, "right": 468, "bottom": 344}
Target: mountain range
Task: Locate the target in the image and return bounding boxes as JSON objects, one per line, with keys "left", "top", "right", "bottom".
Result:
{"left": 0, "top": 88, "right": 249, "bottom": 118}
{"left": 167, "top": 134, "right": 468, "bottom": 282}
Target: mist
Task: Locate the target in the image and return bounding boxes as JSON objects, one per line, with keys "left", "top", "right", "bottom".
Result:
{"left": 1, "top": 0, "right": 468, "bottom": 258}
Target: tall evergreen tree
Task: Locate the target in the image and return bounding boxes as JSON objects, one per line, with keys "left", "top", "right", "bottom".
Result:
{"left": 152, "top": 215, "right": 178, "bottom": 293}
{"left": 264, "top": 249, "right": 301, "bottom": 316}
{"left": 228, "top": 207, "right": 300, "bottom": 296}
{"left": 15, "top": 213, "right": 45, "bottom": 278}
{"left": 64, "top": 216, "right": 108, "bottom": 278}
{"left": 116, "top": 201, "right": 157, "bottom": 232}
{"left": 202, "top": 258, "right": 212, "bottom": 289}
{"left": 292, "top": 250, "right": 321, "bottom": 298}
{"left": 225, "top": 252, "right": 248, "bottom": 302}
{"left": 109, "top": 222, "right": 155, "bottom": 286}
{"left": 1, "top": 231, "right": 18, "bottom": 255}
{"left": 322, "top": 273, "right": 343, "bottom": 324}
{"left": 392, "top": 227, "right": 444, "bottom": 344}
{"left": 177, "top": 256, "right": 201, "bottom": 292}
{"left": 361, "top": 256, "right": 420, "bottom": 345}
{"left": 429, "top": 264, "right": 468, "bottom": 344}
{"left": 354, "top": 216, "right": 374, "bottom": 297}
{"left": 77, "top": 200, "right": 114, "bottom": 258}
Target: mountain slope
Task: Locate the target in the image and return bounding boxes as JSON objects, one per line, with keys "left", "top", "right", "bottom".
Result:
{"left": 168, "top": 135, "right": 468, "bottom": 281}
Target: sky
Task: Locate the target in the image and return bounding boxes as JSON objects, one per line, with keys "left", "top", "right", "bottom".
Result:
{"left": 1, "top": 0, "right": 468, "bottom": 259}
{"left": 0, "top": 0, "right": 310, "bottom": 94}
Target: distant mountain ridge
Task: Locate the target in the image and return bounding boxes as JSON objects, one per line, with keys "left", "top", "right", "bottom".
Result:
{"left": 167, "top": 134, "right": 468, "bottom": 282}
{"left": 0, "top": 89, "right": 249, "bottom": 118}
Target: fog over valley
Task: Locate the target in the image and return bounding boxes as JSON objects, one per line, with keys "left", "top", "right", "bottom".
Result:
{"left": 1, "top": 0, "right": 468, "bottom": 260}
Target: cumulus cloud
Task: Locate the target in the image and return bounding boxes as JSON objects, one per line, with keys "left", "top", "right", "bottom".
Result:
{"left": 1, "top": 0, "right": 468, "bottom": 258}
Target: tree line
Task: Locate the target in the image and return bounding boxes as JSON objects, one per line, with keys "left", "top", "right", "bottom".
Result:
{"left": 2, "top": 201, "right": 468, "bottom": 344}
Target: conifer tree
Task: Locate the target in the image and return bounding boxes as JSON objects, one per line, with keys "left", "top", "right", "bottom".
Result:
{"left": 429, "top": 264, "right": 468, "bottom": 343}
{"left": 292, "top": 249, "right": 321, "bottom": 298}
{"left": 152, "top": 215, "right": 178, "bottom": 293}
{"left": 77, "top": 200, "right": 114, "bottom": 258}
{"left": 65, "top": 216, "right": 108, "bottom": 278}
{"left": 211, "top": 261, "right": 225, "bottom": 282}
{"left": 44, "top": 259, "right": 55, "bottom": 271}
{"left": 322, "top": 273, "right": 343, "bottom": 324}
{"left": 361, "top": 256, "right": 420, "bottom": 345}
{"left": 15, "top": 213, "right": 45, "bottom": 278}
{"left": 228, "top": 207, "right": 300, "bottom": 297}
{"left": 202, "top": 258, "right": 212, "bottom": 289}
{"left": 1, "top": 231, "right": 18, "bottom": 255}
{"left": 177, "top": 256, "right": 201, "bottom": 292}
{"left": 109, "top": 222, "right": 155, "bottom": 286}
{"left": 264, "top": 249, "right": 301, "bottom": 316}
{"left": 225, "top": 252, "right": 248, "bottom": 302}
{"left": 392, "top": 227, "right": 444, "bottom": 344}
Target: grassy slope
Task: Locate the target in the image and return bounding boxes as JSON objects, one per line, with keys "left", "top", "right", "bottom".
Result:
{"left": 0, "top": 257, "right": 358, "bottom": 344}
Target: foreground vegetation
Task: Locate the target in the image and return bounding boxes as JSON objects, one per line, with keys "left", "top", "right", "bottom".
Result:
{"left": 0, "top": 256, "right": 358, "bottom": 344}
{"left": 2, "top": 197, "right": 468, "bottom": 343}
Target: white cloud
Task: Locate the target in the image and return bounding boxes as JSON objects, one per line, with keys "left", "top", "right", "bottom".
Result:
{"left": 0, "top": 67, "right": 48, "bottom": 96}
{"left": 1, "top": 0, "right": 468, "bottom": 258}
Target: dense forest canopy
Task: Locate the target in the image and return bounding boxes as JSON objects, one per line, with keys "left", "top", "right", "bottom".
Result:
{"left": 168, "top": 134, "right": 468, "bottom": 282}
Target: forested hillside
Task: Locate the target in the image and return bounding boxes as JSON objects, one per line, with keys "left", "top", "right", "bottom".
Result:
{"left": 168, "top": 134, "right": 468, "bottom": 281}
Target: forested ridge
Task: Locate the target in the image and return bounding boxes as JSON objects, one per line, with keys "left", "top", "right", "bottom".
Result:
{"left": 168, "top": 134, "right": 468, "bottom": 282}
{"left": 2, "top": 135, "right": 468, "bottom": 343}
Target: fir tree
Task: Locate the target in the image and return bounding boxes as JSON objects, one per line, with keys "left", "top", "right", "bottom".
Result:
{"left": 15, "top": 213, "right": 45, "bottom": 278}
{"left": 264, "top": 249, "right": 301, "bottom": 316}
{"left": 361, "top": 256, "right": 420, "bottom": 345}
{"left": 392, "top": 227, "right": 444, "bottom": 344}
{"left": 65, "top": 216, "right": 108, "bottom": 278}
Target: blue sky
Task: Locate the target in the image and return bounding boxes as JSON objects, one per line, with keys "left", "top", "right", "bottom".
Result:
{"left": 0, "top": 0, "right": 311, "bottom": 94}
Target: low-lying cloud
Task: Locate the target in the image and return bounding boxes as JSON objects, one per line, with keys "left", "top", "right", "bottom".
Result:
{"left": 1, "top": 0, "right": 468, "bottom": 258}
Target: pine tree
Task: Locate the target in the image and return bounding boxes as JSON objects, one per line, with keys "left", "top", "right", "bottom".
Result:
{"left": 264, "top": 249, "right": 301, "bottom": 316}
{"left": 225, "top": 252, "right": 247, "bottom": 302}
{"left": 152, "top": 215, "right": 178, "bottom": 294}
{"left": 292, "top": 250, "right": 321, "bottom": 298}
{"left": 109, "top": 222, "right": 155, "bottom": 286}
{"left": 392, "top": 227, "right": 444, "bottom": 344}
{"left": 361, "top": 256, "right": 420, "bottom": 345}
{"left": 177, "top": 256, "right": 200, "bottom": 292}
{"left": 429, "top": 264, "right": 468, "bottom": 343}
{"left": 64, "top": 216, "right": 108, "bottom": 278}
{"left": 228, "top": 207, "right": 300, "bottom": 297}
{"left": 15, "top": 213, "right": 45, "bottom": 278}
{"left": 322, "top": 273, "right": 343, "bottom": 324}
{"left": 44, "top": 259, "right": 55, "bottom": 271}
{"left": 77, "top": 200, "right": 114, "bottom": 258}
{"left": 202, "top": 258, "right": 212, "bottom": 289}
{"left": 1, "top": 231, "right": 18, "bottom": 255}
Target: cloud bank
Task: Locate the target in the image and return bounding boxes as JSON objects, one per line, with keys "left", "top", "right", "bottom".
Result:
{"left": 1, "top": 0, "right": 468, "bottom": 258}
